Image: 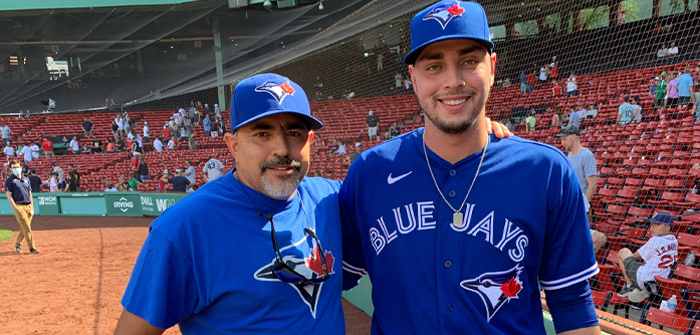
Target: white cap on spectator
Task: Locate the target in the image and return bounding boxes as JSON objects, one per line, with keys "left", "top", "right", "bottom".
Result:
{"left": 655, "top": 77, "right": 660, "bottom": 80}
{"left": 369, "top": 110, "right": 373, "bottom": 115}
{"left": 355, "top": 142, "right": 362, "bottom": 147}
{"left": 163, "top": 169, "right": 170, "bottom": 174}
{"left": 144, "top": 121, "right": 148, "bottom": 125}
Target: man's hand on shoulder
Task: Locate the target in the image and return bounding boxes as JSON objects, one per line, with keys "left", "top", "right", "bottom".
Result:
{"left": 485, "top": 117, "right": 513, "bottom": 139}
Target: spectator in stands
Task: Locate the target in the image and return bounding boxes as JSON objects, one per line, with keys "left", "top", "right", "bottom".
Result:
{"left": 105, "top": 182, "right": 118, "bottom": 192}
{"left": 162, "top": 122, "right": 173, "bottom": 141}
{"left": 667, "top": 42, "right": 678, "bottom": 57}
{"left": 388, "top": 122, "right": 401, "bottom": 139}
{"left": 188, "top": 132, "right": 197, "bottom": 150}
{"left": 81, "top": 143, "right": 92, "bottom": 154}
{"left": 210, "top": 117, "right": 220, "bottom": 137}
{"left": 42, "top": 137, "right": 54, "bottom": 158}
{"left": 0, "top": 123, "right": 10, "bottom": 145}
{"left": 566, "top": 73, "right": 577, "bottom": 97}
{"left": 403, "top": 78, "right": 412, "bottom": 92}
{"left": 667, "top": 71, "right": 680, "bottom": 107}
{"left": 214, "top": 104, "right": 222, "bottom": 119}
{"left": 47, "top": 98, "right": 55, "bottom": 112}
{"left": 116, "top": 136, "right": 127, "bottom": 152}
{"left": 617, "top": 212, "right": 677, "bottom": 303}
{"left": 137, "top": 155, "right": 150, "bottom": 180}
{"left": 116, "top": 176, "right": 130, "bottom": 191}
{"left": 526, "top": 70, "right": 536, "bottom": 92}
{"left": 47, "top": 171, "right": 59, "bottom": 192}
{"left": 551, "top": 109, "right": 562, "bottom": 128}
{"left": 332, "top": 139, "right": 346, "bottom": 155}
{"left": 617, "top": 96, "right": 634, "bottom": 124}
{"left": 128, "top": 175, "right": 143, "bottom": 191}
{"left": 69, "top": 136, "right": 80, "bottom": 154}
{"left": 51, "top": 162, "right": 65, "bottom": 190}
{"left": 192, "top": 108, "right": 201, "bottom": 127}
{"left": 556, "top": 125, "right": 604, "bottom": 252}
{"left": 82, "top": 118, "right": 93, "bottom": 137}
{"left": 655, "top": 74, "right": 669, "bottom": 110}
{"left": 153, "top": 136, "right": 164, "bottom": 152}
{"left": 91, "top": 138, "right": 103, "bottom": 153}
{"left": 4, "top": 141, "right": 15, "bottom": 157}
{"left": 111, "top": 120, "right": 119, "bottom": 139}
{"left": 219, "top": 117, "right": 227, "bottom": 134}
{"left": 64, "top": 168, "right": 80, "bottom": 192}
{"left": 115, "top": 113, "right": 125, "bottom": 131}
{"left": 539, "top": 65, "right": 548, "bottom": 83}
{"left": 202, "top": 153, "right": 225, "bottom": 183}
{"left": 203, "top": 114, "right": 211, "bottom": 137}
{"left": 347, "top": 142, "right": 363, "bottom": 165}
{"left": 161, "top": 169, "right": 190, "bottom": 193}
{"left": 178, "top": 127, "right": 187, "bottom": 142}
{"left": 27, "top": 169, "right": 41, "bottom": 193}
{"left": 550, "top": 62, "right": 559, "bottom": 82}
{"left": 552, "top": 79, "right": 562, "bottom": 96}
{"left": 524, "top": 111, "right": 536, "bottom": 131}
{"left": 692, "top": 65, "right": 700, "bottom": 116}
{"left": 183, "top": 160, "right": 196, "bottom": 186}
{"left": 167, "top": 136, "right": 177, "bottom": 150}
{"left": 29, "top": 141, "right": 39, "bottom": 160}
{"left": 505, "top": 119, "right": 516, "bottom": 132}
{"left": 519, "top": 71, "right": 528, "bottom": 94}
{"left": 367, "top": 110, "right": 380, "bottom": 141}
{"left": 183, "top": 115, "right": 192, "bottom": 135}
{"left": 586, "top": 104, "right": 598, "bottom": 119}
{"left": 196, "top": 101, "right": 203, "bottom": 109}
{"left": 677, "top": 67, "right": 694, "bottom": 107}
{"left": 656, "top": 43, "right": 668, "bottom": 58}
{"left": 20, "top": 142, "right": 32, "bottom": 164}
{"left": 649, "top": 77, "right": 659, "bottom": 97}
{"left": 142, "top": 121, "right": 150, "bottom": 143}
{"left": 631, "top": 99, "right": 643, "bottom": 123}
{"left": 502, "top": 78, "right": 511, "bottom": 87}
{"left": 568, "top": 107, "right": 582, "bottom": 127}
{"left": 575, "top": 103, "right": 587, "bottom": 120}
{"left": 204, "top": 103, "right": 212, "bottom": 118}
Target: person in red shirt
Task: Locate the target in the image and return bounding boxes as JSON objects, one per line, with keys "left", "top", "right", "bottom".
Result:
{"left": 550, "top": 65, "right": 559, "bottom": 81}
{"left": 552, "top": 79, "right": 562, "bottom": 96}
{"left": 41, "top": 137, "right": 54, "bottom": 158}
{"left": 526, "top": 71, "right": 536, "bottom": 91}
{"left": 162, "top": 125, "right": 172, "bottom": 142}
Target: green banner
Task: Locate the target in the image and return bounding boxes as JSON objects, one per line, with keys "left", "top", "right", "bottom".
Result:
{"left": 140, "top": 193, "right": 185, "bottom": 216}
{"left": 35, "top": 194, "right": 59, "bottom": 215}
{"left": 105, "top": 192, "right": 143, "bottom": 216}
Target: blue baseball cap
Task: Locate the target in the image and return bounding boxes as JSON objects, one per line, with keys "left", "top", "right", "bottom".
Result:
{"left": 403, "top": 1, "right": 494, "bottom": 65}
{"left": 648, "top": 211, "right": 674, "bottom": 229}
{"left": 230, "top": 73, "right": 323, "bottom": 131}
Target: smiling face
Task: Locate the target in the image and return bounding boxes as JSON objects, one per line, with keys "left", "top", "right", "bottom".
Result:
{"left": 409, "top": 39, "right": 495, "bottom": 135}
{"left": 225, "top": 113, "right": 314, "bottom": 200}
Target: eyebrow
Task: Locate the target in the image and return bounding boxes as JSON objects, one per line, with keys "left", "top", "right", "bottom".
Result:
{"left": 249, "top": 121, "right": 307, "bottom": 131}
{"left": 417, "top": 45, "right": 486, "bottom": 62}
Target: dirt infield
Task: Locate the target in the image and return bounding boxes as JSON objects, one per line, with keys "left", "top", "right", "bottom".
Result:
{"left": 0, "top": 216, "right": 371, "bottom": 335}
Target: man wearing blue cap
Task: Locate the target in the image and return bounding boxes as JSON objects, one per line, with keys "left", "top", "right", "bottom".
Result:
{"left": 116, "top": 73, "right": 346, "bottom": 334}
{"left": 340, "top": 1, "right": 600, "bottom": 334}
{"left": 617, "top": 211, "right": 678, "bottom": 303}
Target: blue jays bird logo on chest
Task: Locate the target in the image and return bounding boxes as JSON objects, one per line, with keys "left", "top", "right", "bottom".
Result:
{"left": 255, "top": 80, "right": 295, "bottom": 104}
{"left": 460, "top": 265, "right": 524, "bottom": 321}
{"left": 423, "top": 2, "right": 465, "bottom": 30}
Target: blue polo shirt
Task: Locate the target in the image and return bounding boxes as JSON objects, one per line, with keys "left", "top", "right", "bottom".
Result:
{"left": 5, "top": 175, "right": 32, "bottom": 204}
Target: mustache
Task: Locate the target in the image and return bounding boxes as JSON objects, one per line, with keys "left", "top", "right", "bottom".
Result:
{"left": 260, "top": 156, "right": 302, "bottom": 171}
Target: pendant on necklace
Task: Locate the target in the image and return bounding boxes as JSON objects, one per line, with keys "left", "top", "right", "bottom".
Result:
{"left": 453, "top": 212, "right": 464, "bottom": 227}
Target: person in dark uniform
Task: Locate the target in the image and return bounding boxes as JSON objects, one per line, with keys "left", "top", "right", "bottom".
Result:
{"left": 4, "top": 160, "right": 39, "bottom": 254}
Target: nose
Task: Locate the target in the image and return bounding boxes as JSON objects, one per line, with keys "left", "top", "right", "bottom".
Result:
{"left": 270, "top": 131, "right": 291, "bottom": 158}
{"left": 443, "top": 63, "right": 466, "bottom": 91}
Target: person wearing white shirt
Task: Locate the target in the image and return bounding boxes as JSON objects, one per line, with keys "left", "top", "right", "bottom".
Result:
{"left": 214, "top": 104, "right": 222, "bottom": 118}
{"left": 136, "top": 134, "right": 143, "bottom": 148}
{"left": 668, "top": 42, "right": 678, "bottom": 56}
{"left": 21, "top": 143, "right": 33, "bottom": 162}
{"left": 566, "top": 74, "right": 578, "bottom": 97}
{"left": 657, "top": 43, "right": 669, "bottom": 58}
{"left": 183, "top": 160, "right": 197, "bottom": 184}
{"left": 153, "top": 137, "right": 164, "bottom": 152}
{"left": 127, "top": 132, "right": 134, "bottom": 141}
{"left": 539, "top": 67, "right": 548, "bottom": 82}
{"left": 202, "top": 156, "right": 225, "bottom": 182}
{"left": 143, "top": 122, "right": 150, "bottom": 143}
{"left": 105, "top": 182, "right": 118, "bottom": 192}
{"left": 115, "top": 116, "right": 124, "bottom": 130}
{"left": 69, "top": 136, "right": 80, "bottom": 154}
{"left": 179, "top": 108, "right": 187, "bottom": 118}
{"left": 167, "top": 137, "right": 175, "bottom": 150}
{"left": 30, "top": 142, "right": 40, "bottom": 159}
{"left": 4, "top": 143, "right": 15, "bottom": 157}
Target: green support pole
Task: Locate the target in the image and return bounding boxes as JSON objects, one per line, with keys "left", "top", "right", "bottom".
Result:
{"left": 213, "top": 18, "right": 227, "bottom": 110}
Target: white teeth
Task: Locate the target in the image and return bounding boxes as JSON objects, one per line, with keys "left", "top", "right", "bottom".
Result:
{"left": 442, "top": 99, "right": 466, "bottom": 105}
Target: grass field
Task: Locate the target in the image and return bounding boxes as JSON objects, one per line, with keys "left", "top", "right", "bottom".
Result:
{"left": 0, "top": 228, "right": 13, "bottom": 243}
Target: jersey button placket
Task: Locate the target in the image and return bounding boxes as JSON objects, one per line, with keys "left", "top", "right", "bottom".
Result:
{"left": 444, "top": 260, "right": 452, "bottom": 267}
{"left": 449, "top": 169, "right": 456, "bottom": 176}
{"left": 448, "top": 190, "right": 456, "bottom": 197}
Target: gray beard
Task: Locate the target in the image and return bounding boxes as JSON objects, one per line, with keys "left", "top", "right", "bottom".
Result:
{"left": 261, "top": 170, "right": 302, "bottom": 200}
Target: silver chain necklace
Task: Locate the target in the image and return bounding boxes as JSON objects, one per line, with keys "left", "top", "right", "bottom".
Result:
{"left": 422, "top": 131, "right": 488, "bottom": 228}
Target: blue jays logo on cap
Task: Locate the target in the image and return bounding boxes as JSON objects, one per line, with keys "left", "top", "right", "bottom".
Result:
{"left": 460, "top": 265, "right": 524, "bottom": 321}
{"left": 423, "top": 2, "right": 465, "bottom": 30}
{"left": 255, "top": 80, "right": 296, "bottom": 105}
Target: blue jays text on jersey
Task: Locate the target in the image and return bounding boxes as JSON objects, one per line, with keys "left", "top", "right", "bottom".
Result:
{"left": 368, "top": 201, "right": 529, "bottom": 263}
{"left": 340, "top": 129, "right": 599, "bottom": 335}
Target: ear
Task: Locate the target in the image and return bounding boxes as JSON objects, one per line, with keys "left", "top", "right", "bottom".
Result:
{"left": 308, "top": 130, "right": 316, "bottom": 145}
{"left": 490, "top": 52, "right": 497, "bottom": 87}
{"left": 224, "top": 132, "right": 239, "bottom": 161}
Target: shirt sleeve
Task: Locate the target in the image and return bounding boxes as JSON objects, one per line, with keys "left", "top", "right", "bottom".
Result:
{"left": 4, "top": 178, "right": 13, "bottom": 194}
{"left": 339, "top": 162, "right": 368, "bottom": 291}
{"left": 121, "top": 227, "right": 198, "bottom": 329}
{"left": 583, "top": 153, "right": 597, "bottom": 178}
{"left": 538, "top": 157, "right": 599, "bottom": 291}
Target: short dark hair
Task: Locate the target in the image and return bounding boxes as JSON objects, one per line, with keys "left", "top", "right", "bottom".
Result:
{"left": 9, "top": 159, "right": 21, "bottom": 167}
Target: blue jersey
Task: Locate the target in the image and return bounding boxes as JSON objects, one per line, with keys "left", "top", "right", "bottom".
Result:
{"left": 122, "top": 171, "right": 345, "bottom": 334}
{"left": 340, "top": 129, "right": 598, "bottom": 335}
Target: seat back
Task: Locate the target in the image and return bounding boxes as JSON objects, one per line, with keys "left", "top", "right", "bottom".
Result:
{"left": 644, "top": 307, "right": 693, "bottom": 332}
